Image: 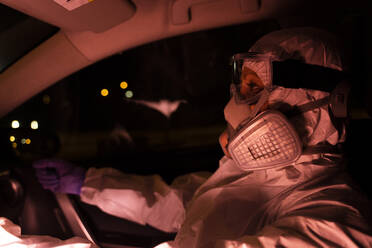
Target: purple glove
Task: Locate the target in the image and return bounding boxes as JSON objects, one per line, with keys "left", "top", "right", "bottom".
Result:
{"left": 33, "top": 159, "right": 86, "bottom": 195}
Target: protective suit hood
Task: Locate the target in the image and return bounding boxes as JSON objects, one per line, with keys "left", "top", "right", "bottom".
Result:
{"left": 248, "top": 27, "right": 345, "bottom": 72}
{"left": 223, "top": 27, "right": 346, "bottom": 172}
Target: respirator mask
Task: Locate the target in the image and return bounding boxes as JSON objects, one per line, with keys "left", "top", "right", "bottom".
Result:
{"left": 224, "top": 53, "right": 302, "bottom": 171}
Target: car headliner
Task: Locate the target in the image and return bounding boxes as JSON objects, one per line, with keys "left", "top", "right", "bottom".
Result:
{"left": 0, "top": 0, "right": 367, "bottom": 118}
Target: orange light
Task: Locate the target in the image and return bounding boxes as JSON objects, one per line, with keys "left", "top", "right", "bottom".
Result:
{"left": 101, "top": 89, "right": 109, "bottom": 97}
{"left": 120, "top": 81, "right": 128, "bottom": 89}
{"left": 25, "top": 139, "right": 31, "bottom": 145}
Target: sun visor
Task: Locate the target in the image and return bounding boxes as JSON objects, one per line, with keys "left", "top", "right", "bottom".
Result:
{"left": 0, "top": 0, "right": 136, "bottom": 33}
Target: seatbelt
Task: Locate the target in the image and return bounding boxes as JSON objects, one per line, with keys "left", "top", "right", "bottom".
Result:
{"left": 285, "top": 81, "right": 350, "bottom": 155}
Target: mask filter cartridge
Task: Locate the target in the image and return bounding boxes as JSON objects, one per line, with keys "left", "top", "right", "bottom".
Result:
{"left": 227, "top": 110, "right": 302, "bottom": 171}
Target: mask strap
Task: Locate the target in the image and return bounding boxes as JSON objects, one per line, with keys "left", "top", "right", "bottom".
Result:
{"left": 284, "top": 81, "right": 350, "bottom": 118}
{"left": 285, "top": 96, "right": 330, "bottom": 118}
{"left": 303, "top": 143, "right": 342, "bottom": 155}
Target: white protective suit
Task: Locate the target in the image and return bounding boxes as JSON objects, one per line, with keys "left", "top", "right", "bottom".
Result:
{"left": 81, "top": 28, "right": 372, "bottom": 247}
{"left": 1, "top": 27, "right": 372, "bottom": 247}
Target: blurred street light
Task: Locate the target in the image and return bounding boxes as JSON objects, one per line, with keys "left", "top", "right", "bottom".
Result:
{"left": 31, "top": 120, "right": 39, "bottom": 130}
{"left": 120, "top": 81, "right": 128, "bottom": 89}
{"left": 11, "top": 120, "right": 20, "bottom": 129}
{"left": 101, "top": 89, "right": 109, "bottom": 97}
{"left": 125, "top": 90, "right": 133, "bottom": 98}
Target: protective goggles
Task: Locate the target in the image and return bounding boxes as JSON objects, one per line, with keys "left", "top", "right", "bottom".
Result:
{"left": 230, "top": 52, "right": 273, "bottom": 104}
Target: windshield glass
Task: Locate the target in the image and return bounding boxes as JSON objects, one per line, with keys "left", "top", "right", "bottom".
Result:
{"left": 0, "top": 20, "right": 281, "bottom": 177}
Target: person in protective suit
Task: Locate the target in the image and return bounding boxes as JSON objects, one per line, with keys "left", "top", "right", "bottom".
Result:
{"left": 2, "top": 27, "right": 372, "bottom": 248}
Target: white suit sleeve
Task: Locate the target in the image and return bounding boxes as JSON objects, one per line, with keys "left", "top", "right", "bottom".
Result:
{"left": 0, "top": 217, "right": 97, "bottom": 248}
{"left": 215, "top": 215, "right": 372, "bottom": 248}
{"left": 80, "top": 167, "right": 211, "bottom": 233}
{"left": 214, "top": 208, "right": 372, "bottom": 248}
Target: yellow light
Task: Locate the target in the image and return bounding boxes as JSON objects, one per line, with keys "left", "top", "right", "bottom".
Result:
{"left": 101, "top": 89, "right": 109, "bottom": 97}
{"left": 25, "top": 138, "right": 31, "bottom": 145}
{"left": 42, "top": 95, "right": 51, "bottom": 104}
{"left": 31, "top": 120, "right": 39, "bottom": 130}
{"left": 11, "top": 120, "right": 20, "bottom": 129}
{"left": 120, "top": 81, "right": 128, "bottom": 89}
{"left": 9, "top": 136, "right": 15, "bottom": 142}
{"left": 12, "top": 143, "right": 17, "bottom": 149}
{"left": 125, "top": 90, "right": 133, "bottom": 98}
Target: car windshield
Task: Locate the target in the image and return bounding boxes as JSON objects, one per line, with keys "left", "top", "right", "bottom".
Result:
{"left": 0, "top": 19, "right": 281, "bottom": 179}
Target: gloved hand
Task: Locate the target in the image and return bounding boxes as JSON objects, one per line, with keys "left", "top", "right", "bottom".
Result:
{"left": 33, "top": 159, "right": 86, "bottom": 195}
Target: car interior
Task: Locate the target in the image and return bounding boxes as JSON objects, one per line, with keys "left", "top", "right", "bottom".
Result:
{"left": 0, "top": 0, "right": 371, "bottom": 247}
